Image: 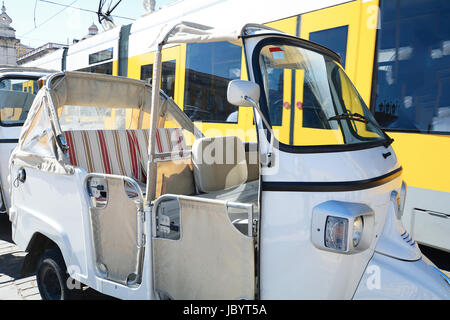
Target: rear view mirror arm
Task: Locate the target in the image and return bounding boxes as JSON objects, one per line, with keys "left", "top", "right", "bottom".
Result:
{"left": 244, "top": 96, "right": 276, "bottom": 167}
{"left": 244, "top": 95, "right": 273, "bottom": 137}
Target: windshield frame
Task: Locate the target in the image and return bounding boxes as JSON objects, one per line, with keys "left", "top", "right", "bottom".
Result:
{"left": 251, "top": 36, "right": 389, "bottom": 154}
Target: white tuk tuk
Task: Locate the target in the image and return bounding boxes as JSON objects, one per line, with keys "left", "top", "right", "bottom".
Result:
{"left": 0, "top": 66, "right": 51, "bottom": 214}
{"left": 8, "top": 23, "right": 449, "bottom": 300}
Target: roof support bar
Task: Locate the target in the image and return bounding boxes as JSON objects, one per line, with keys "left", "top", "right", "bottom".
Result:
{"left": 145, "top": 44, "right": 163, "bottom": 205}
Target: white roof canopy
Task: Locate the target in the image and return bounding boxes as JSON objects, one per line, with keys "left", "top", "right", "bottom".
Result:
{"left": 150, "top": 21, "right": 282, "bottom": 49}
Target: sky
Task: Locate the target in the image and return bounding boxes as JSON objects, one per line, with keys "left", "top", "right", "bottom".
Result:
{"left": 4, "top": 0, "right": 177, "bottom": 48}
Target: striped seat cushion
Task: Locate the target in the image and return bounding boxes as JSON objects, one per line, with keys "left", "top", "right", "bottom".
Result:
{"left": 64, "top": 130, "right": 141, "bottom": 182}
{"left": 130, "top": 128, "right": 188, "bottom": 172}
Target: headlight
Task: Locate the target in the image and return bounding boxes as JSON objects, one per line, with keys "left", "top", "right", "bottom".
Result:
{"left": 325, "top": 216, "right": 348, "bottom": 251}
{"left": 312, "top": 201, "right": 375, "bottom": 254}
{"left": 352, "top": 216, "right": 364, "bottom": 247}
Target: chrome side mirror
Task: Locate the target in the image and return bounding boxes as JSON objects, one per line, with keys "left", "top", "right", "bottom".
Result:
{"left": 227, "top": 80, "right": 260, "bottom": 108}
{"left": 227, "top": 79, "right": 272, "bottom": 130}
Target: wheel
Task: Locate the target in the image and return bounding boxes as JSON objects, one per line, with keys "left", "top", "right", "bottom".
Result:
{"left": 36, "top": 249, "right": 72, "bottom": 300}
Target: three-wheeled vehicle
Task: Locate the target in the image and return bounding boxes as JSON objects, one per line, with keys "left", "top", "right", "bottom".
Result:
{"left": 0, "top": 66, "right": 52, "bottom": 214}
{"left": 9, "top": 23, "right": 450, "bottom": 299}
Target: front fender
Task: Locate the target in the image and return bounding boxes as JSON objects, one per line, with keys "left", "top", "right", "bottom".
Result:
{"left": 354, "top": 252, "right": 450, "bottom": 299}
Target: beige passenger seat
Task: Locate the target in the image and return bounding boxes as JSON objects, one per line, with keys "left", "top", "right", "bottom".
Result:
{"left": 192, "top": 136, "right": 255, "bottom": 235}
{"left": 191, "top": 136, "right": 248, "bottom": 193}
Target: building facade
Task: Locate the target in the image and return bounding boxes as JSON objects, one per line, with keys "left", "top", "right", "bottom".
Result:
{"left": 0, "top": 2, "right": 19, "bottom": 65}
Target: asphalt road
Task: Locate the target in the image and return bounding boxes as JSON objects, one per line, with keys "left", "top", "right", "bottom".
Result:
{"left": 0, "top": 213, "right": 40, "bottom": 300}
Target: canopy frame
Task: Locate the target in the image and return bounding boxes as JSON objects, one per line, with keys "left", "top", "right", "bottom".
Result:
{"left": 145, "top": 21, "right": 280, "bottom": 204}
{"left": 11, "top": 71, "right": 202, "bottom": 179}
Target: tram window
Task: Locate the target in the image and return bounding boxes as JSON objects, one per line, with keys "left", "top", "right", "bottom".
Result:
{"left": 141, "top": 64, "right": 153, "bottom": 84}
{"left": 310, "top": 26, "right": 348, "bottom": 68}
{"left": 373, "top": 0, "right": 450, "bottom": 134}
{"left": 78, "top": 62, "right": 113, "bottom": 75}
{"left": 89, "top": 48, "right": 113, "bottom": 65}
{"left": 184, "top": 41, "right": 242, "bottom": 123}
{"left": 141, "top": 60, "right": 176, "bottom": 99}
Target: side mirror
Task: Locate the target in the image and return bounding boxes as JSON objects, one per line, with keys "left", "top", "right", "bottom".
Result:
{"left": 227, "top": 80, "right": 260, "bottom": 108}
{"left": 227, "top": 79, "right": 274, "bottom": 139}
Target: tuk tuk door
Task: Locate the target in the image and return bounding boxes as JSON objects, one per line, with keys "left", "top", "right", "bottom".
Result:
{"left": 151, "top": 195, "right": 256, "bottom": 300}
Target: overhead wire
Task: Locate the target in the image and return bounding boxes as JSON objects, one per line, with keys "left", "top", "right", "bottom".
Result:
{"left": 18, "top": 0, "right": 136, "bottom": 46}
{"left": 19, "top": 0, "right": 78, "bottom": 37}
{"left": 39, "top": 0, "right": 135, "bottom": 21}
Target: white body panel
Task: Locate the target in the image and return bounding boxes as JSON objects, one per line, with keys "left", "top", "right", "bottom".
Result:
{"left": 401, "top": 187, "right": 450, "bottom": 253}
{"left": 375, "top": 198, "right": 422, "bottom": 261}
{"left": 258, "top": 150, "right": 401, "bottom": 299}
{"left": 264, "top": 146, "right": 399, "bottom": 183}
{"left": 10, "top": 167, "right": 154, "bottom": 300}
{"left": 354, "top": 253, "right": 450, "bottom": 299}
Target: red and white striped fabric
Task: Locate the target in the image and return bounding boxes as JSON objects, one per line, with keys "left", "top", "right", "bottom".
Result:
{"left": 155, "top": 128, "right": 187, "bottom": 160}
{"left": 63, "top": 130, "right": 142, "bottom": 182}
{"left": 127, "top": 129, "right": 149, "bottom": 173}
{"left": 63, "top": 128, "right": 187, "bottom": 182}
{"left": 130, "top": 128, "right": 187, "bottom": 168}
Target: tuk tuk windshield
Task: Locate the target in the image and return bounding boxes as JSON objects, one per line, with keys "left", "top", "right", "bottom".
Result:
{"left": 256, "top": 41, "right": 386, "bottom": 147}
{"left": 0, "top": 78, "right": 38, "bottom": 126}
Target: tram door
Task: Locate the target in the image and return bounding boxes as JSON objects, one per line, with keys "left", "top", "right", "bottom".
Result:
{"left": 128, "top": 46, "right": 182, "bottom": 130}
{"left": 292, "top": 0, "right": 380, "bottom": 146}
{"left": 264, "top": 17, "right": 298, "bottom": 145}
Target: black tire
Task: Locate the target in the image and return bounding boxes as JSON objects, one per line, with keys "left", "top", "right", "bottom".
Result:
{"left": 36, "top": 249, "right": 72, "bottom": 300}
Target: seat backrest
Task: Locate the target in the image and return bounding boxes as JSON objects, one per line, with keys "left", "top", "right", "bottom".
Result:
{"left": 192, "top": 136, "right": 248, "bottom": 193}
{"left": 130, "top": 128, "right": 195, "bottom": 197}
{"left": 129, "top": 128, "right": 188, "bottom": 174}
{"left": 64, "top": 130, "right": 141, "bottom": 182}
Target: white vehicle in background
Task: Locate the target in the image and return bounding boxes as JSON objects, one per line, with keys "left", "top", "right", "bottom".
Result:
{"left": 8, "top": 23, "right": 450, "bottom": 300}
{"left": 0, "top": 66, "right": 52, "bottom": 214}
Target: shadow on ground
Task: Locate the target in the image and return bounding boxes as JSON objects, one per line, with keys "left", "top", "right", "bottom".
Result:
{"left": 0, "top": 214, "right": 12, "bottom": 243}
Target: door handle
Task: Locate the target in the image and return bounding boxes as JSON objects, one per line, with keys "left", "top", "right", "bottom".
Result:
{"left": 382, "top": 152, "right": 392, "bottom": 159}
{"left": 13, "top": 168, "right": 26, "bottom": 187}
